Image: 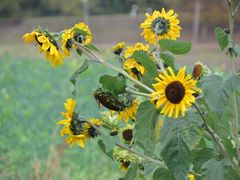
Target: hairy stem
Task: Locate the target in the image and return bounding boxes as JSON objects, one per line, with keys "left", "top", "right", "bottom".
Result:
{"left": 126, "top": 88, "right": 152, "bottom": 98}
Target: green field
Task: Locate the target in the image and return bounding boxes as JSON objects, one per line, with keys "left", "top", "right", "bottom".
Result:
{"left": 0, "top": 54, "right": 123, "bottom": 179}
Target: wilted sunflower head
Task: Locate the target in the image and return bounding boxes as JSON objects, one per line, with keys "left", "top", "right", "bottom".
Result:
{"left": 94, "top": 88, "right": 125, "bottom": 111}
{"left": 151, "top": 66, "right": 199, "bottom": 118}
{"left": 192, "top": 62, "right": 204, "bottom": 79}
{"left": 113, "top": 42, "right": 125, "bottom": 55}
{"left": 140, "top": 8, "right": 181, "bottom": 45}
{"left": 61, "top": 29, "right": 74, "bottom": 56}
{"left": 57, "top": 98, "right": 87, "bottom": 148}
{"left": 23, "top": 28, "right": 63, "bottom": 68}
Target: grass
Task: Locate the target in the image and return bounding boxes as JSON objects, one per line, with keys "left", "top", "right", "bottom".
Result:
{"left": 0, "top": 54, "right": 122, "bottom": 180}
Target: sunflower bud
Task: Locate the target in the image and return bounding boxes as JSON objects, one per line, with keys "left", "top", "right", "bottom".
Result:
{"left": 192, "top": 62, "right": 204, "bottom": 79}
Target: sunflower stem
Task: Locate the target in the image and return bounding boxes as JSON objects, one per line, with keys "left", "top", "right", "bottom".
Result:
{"left": 193, "top": 104, "right": 240, "bottom": 176}
{"left": 227, "top": 0, "right": 240, "bottom": 163}
{"left": 126, "top": 88, "right": 151, "bottom": 98}
{"left": 154, "top": 24, "right": 165, "bottom": 71}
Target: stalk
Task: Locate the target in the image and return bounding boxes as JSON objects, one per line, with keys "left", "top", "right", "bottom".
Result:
{"left": 227, "top": 0, "right": 239, "bottom": 162}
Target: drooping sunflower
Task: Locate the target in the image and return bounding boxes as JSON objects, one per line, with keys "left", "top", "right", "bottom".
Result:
{"left": 57, "top": 98, "right": 87, "bottom": 148}
{"left": 151, "top": 66, "right": 199, "bottom": 118}
{"left": 111, "top": 99, "right": 139, "bottom": 123}
{"left": 140, "top": 8, "right": 181, "bottom": 45}
{"left": 83, "top": 118, "right": 103, "bottom": 138}
{"left": 73, "top": 22, "right": 92, "bottom": 45}
{"left": 61, "top": 29, "right": 75, "bottom": 56}
{"left": 23, "top": 30, "right": 63, "bottom": 68}
{"left": 123, "top": 43, "right": 150, "bottom": 79}
{"left": 113, "top": 42, "right": 125, "bottom": 55}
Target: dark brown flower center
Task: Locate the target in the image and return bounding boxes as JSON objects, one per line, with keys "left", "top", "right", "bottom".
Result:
{"left": 165, "top": 81, "right": 185, "bottom": 104}
{"left": 70, "top": 113, "right": 85, "bottom": 135}
{"left": 122, "top": 129, "right": 133, "bottom": 141}
{"left": 87, "top": 125, "right": 99, "bottom": 138}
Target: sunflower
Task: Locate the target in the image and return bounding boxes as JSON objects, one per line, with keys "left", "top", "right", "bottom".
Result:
{"left": 119, "top": 160, "right": 131, "bottom": 171}
{"left": 151, "top": 66, "right": 198, "bottom": 118}
{"left": 119, "top": 125, "right": 133, "bottom": 144}
{"left": 123, "top": 43, "right": 150, "bottom": 79}
{"left": 113, "top": 42, "right": 125, "bottom": 55}
{"left": 73, "top": 22, "right": 92, "bottom": 45}
{"left": 140, "top": 8, "right": 181, "bottom": 45}
{"left": 23, "top": 30, "right": 63, "bottom": 68}
{"left": 57, "top": 98, "right": 87, "bottom": 148}
{"left": 83, "top": 118, "right": 103, "bottom": 138}
{"left": 61, "top": 29, "right": 74, "bottom": 56}
{"left": 111, "top": 99, "right": 139, "bottom": 123}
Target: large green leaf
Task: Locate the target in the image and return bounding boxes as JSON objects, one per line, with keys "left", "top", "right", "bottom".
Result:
{"left": 192, "top": 148, "right": 217, "bottom": 172}
{"left": 160, "top": 110, "right": 203, "bottom": 151}
{"left": 70, "top": 60, "right": 89, "bottom": 96}
{"left": 153, "top": 167, "right": 175, "bottom": 180}
{"left": 161, "top": 127, "right": 191, "bottom": 180}
{"left": 159, "top": 39, "right": 192, "bottom": 55}
{"left": 99, "top": 74, "right": 126, "bottom": 95}
{"left": 134, "top": 101, "right": 159, "bottom": 155}
{"left": 201, "top": 75, "right": 226, "bottom": 114}
{"left": 214, "top": 27, "right": 229, "bottom": 51}
{"left": 202, "top": 159, "right": 232, "bottom": 180}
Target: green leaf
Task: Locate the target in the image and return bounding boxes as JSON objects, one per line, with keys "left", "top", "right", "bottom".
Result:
{"left": 74, "top": 28, "right": 92, "bottom": 36}
{"left": 159, "top": 111, "right": 202, "bottom": 180}
{"left": 85, "top": 44, "right": 99, "bottom": 52}
{"left": 161, "top": 129, "right": 191, "bottom": 180}
{"left": 153, "top": 167, "right": 175, "bottom": 180}
{"left": 98, "top": 140, "right": 114, "bottom": 160}
{"left": 214, "top": 27, "right": 229, "bottom": 51}
{"left": 142, "top": 162, "right": 158, "bottom": 177}
{"left": 159, "top": 39, "right": 192, "bottom": 55}
{"left": 192, "top": 148, "right": 217, "bottom": 172}
{"left": 202, "top": 159, "right": 232, "bottom": 180}
{"left": 132, "top": 50, "right": 158, "bottom": 77}
{"left": 100, "top": 133, "right": 117, "bottom": 153}
{"left": 123, "top": 164, "right": 138, "bottom": 180}
{"left": 134, "top": 101, "right": 158, "bottom": 155}
{"left": 70, "top": 60, "right": 89, "bottom": 96}
{"left": 160, "top": 110, "right": 203, "bottom": 151}
{"left": 201, "top": 75, "right": 227, "bottom": 114}
{"left": 99, "top": 75, "right": 126, "bottom": 95}
{"left": 160, "top": 52, "right": 175, "bottom": 70}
